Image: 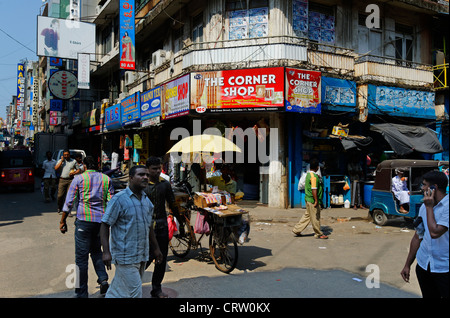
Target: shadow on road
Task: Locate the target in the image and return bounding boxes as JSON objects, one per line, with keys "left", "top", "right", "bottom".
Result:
{"left": 30, "top": 267, "right": 419, "bottom": 298}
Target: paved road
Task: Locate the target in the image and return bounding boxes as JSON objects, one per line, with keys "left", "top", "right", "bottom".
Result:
{"left": 0, "top": 179, "right": 421, "bottom": 298}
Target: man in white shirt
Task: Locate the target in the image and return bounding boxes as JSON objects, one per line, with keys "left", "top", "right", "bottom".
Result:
{"left": 42, "top": 151, "right": 57, "bottom": 203}
{"left": 401, "top": 170, "right": 449, "bottom": 298}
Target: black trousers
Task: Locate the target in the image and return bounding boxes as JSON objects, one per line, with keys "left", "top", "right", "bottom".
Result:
{"left": 416, "top": 264, "right": 449, "bottom": 298}
{"left": 146, "top": 227, "right": 169, "bottom": 296}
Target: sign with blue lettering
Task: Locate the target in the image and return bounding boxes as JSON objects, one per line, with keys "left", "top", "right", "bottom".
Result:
{"left": 140, "top": 87, "right": 161, "bottom": 121}
{"left": 50, "top": 99, "right": 63, "bottom": 111}
{"left": 105, "top": 104, "right": 121, "bottom": 130}
{"left": 121, "top": 92, "right": 140, "bottom": 126}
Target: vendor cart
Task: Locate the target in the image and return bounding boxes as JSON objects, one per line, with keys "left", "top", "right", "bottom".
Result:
{"left": 170, "top": 178, "right": 248, "bottom": 273}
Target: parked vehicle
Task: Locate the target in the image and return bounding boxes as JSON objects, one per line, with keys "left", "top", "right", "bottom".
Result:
{"left": 33, "top": 133, "right": 68, "bottom": 170}
{"left": 369, "top": 159, "right": 448, "bottom": 226}
{"left": 0, "top": 150, "right": 35, "bottom": 192}
{"left": 52, "top": 149, "right": 86, "bottom": 162}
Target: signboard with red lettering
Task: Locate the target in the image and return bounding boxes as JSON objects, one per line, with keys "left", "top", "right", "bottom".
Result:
{"left": 160, "top": 74, "right": 189, "bottom": 120}
{"left": 285, "top": 68, "right": 321, "bottom": 113}
{"left": 190, "top": 67, "right": 285, "bottom": 113}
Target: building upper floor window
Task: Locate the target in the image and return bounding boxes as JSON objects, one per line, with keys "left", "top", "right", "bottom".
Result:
{"left": 395, "top": 23, "right": 413, "bottom": 62}
{"left": 227, "top": 0, "right": 269, "bottom": 40}
{"left": 293, "top": 1, "right": 335, "bottom": 45}
{"left": 358, "top": 13, "right": 382, "bottom": 57}
{"left": 192, "top": 13, "right": 203, "bottom": 43}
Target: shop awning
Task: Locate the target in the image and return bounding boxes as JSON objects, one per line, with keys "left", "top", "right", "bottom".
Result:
{"left": 339, "top": 136, "right": 373, "bottom": 151}
{"left": 370, "top": 123, "right": 443, "bottom": 155}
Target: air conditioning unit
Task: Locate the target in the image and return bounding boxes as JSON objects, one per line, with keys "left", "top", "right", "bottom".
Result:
{"left": 124, "top": 71, "right": 138, "bottom": 86}
{"left": 152, "top": 50, "right": 166, "bottom": 69}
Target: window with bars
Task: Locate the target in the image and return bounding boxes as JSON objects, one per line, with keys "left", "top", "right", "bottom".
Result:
{"left": 395, "top": 23, "right": 413, "bottom": 62}
{"left": 226, "top": 0, "right": 269, "bottom": 40}
{"left": 192, "top": 13, "right": 204, "bottom": 44}
{"left": 293, "top": 1, "right": 335, "bottom": 44}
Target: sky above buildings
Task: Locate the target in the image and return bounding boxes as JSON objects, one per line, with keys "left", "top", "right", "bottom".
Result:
{"left": 0, "top": 0, "right": 45, "bottom": 119}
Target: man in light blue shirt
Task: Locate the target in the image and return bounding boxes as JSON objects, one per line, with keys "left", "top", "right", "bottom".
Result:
{"left": 101, "top": 165, "right": 162, "bottom": 298}
{"left": 401, "top": 171, "right": 448, "bottom": 298}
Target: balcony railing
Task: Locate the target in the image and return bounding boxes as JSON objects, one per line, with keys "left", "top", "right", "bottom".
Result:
{"left": 433, "top": 63, "right": 449, "bottom": 90}
{"left": 355, "top": 55, "right": 434, "bottom": 86}
{"left": 181, "top": 36, "right": 355, "bottom": 75}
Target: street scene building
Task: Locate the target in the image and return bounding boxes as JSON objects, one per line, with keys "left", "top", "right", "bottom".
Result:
{"left": 6, "top": 0, "right": 446, "bottom": 208}
{"left": 0, "top": 0, "right": 449, "bottom": 301}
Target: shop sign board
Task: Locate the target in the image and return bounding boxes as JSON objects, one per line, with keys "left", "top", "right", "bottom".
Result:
{"left": 49, "top": 111, "right": 60, "bottom": 126}
{"left": 17, "top": 63, "right": 25, "bottom": 109}
{"left": 191, "top": 67, "right": 284, "bottom": 113}
{"left": 121, "top": 92, "right": 140, "bottom": 126}
{"left": 161, "top": 74, "right": 190, "bottom": 120}
{"left": 285, "top": 68, "right": 321, "bottom": 114}
{"left": 141, "top": 116, "right": 160, "bottom": 128}
{"left": 321, "top": 77, "right": 356, "bottom": 108}
{"left": 140, "top": 87, "right": 161, "bottom": 121}
{"left": 367, "top": 84, "right": 435, "bottom": 119}
{"left": 119, "top": 0, "right": 136, "bottom": 70}
{"left": 50, "top": 99, "right": 63, "bottom": 111}
{"left": 105, "top": 104, "right": 122, "bottom": 130}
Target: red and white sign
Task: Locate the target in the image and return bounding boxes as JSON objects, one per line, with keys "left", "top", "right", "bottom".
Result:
{"left": 191, "top": 67, "right": 285, "bottom": 113}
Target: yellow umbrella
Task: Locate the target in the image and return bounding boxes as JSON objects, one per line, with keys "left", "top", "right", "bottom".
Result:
{"left": 167, "top": 134, "right": 242, "bottom": 154}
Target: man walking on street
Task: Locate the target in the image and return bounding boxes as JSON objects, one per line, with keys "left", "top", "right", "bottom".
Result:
{"left": 293, "top": 158, "right": 328, "bottom": 239}
{"left": 101, "top": 165, "right": 162, "bottom": 298}
{"left": 144, "top": 156, "right": 181, "bottom": 298}
{"left": 42, "top": 151, "right": 57, "bottom": 203}
{"left": 55, "top": 150, "right": 80, "bottom": 213}
{"left": 59, "top": 156, "right": 114, "bottom": 298}
{"left": 401, "top": 171, "right": 448, "bottom": 298}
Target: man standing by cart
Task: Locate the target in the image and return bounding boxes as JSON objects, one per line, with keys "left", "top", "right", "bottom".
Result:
{"left": 144, "top": 156, "right": 181, "bottom": 298}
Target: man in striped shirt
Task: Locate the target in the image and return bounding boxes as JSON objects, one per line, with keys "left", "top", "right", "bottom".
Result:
{"left": 59, "top": 156, "right": 114, "bottom": 298}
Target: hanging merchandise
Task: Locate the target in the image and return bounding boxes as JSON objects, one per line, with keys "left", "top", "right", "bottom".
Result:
{"left": 124, "top": 134, "right": 133, "bottom": 148}
{"left": 124, "top": 147, "right": 130, "bottom": 161}
{"left": 133, "top": 148, "right": 140, "bottom": 163}
{"left": 119, "top": 135, "right": 125, "bottom": 149}
{"left": 133, "top": 134, "right": 143, "bottom": 149}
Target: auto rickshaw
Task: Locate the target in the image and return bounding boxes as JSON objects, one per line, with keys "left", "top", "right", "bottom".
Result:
{"left": 369, "top": 159, "right": 449, "bottom": 226}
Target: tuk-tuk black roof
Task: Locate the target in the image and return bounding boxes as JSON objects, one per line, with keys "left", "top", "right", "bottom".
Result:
{"left": 373, "top": 159, "right": 449, "bottom": 191}
{"left": 376, "top": 159, "right": 449, "bottom": 172}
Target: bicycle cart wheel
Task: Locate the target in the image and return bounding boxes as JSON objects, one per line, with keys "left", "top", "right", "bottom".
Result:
{"left": 169, "top": 221, "right": 192, "bottom": 258}
{"left": 209, "top": 228, "right": 238, "bottom": 273}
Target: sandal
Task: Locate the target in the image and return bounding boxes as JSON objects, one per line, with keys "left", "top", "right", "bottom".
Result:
{"left": 151, "top": 291, "right": 169, "bottom": 298}
{"left": 316, "top": 234, "right": 328, "bottom": 239}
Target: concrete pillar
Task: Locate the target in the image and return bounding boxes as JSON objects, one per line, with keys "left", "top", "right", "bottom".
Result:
{"left": 268, "top": 113, "right": 288, "bottom": 208}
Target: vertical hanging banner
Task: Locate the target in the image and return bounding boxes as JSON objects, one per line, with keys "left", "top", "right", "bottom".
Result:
{"left": 119, "top": 0, "right": 136, "bottom": 70}
{"left": 285, "top": 68, "right": 321, "bottom": 114}
{"left": 78, "top": 53, "right": 90, "bottom": 89}
{"left": 17, "top": 63, "right": 25, "bottom": 110}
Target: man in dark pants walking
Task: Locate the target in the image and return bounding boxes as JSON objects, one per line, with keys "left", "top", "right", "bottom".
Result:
{"left": 144, "top": 156, "right": 181, "bottom": 298}
{"left": 60, "top": 156, "right": 114, "bottom": 298}
{"left": 401, "top": 171, "right": 448, "bottom": 298}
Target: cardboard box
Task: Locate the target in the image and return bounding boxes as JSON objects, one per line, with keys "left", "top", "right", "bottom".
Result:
{"left": 194, "top": 193, "right": 220, "bottom": 208}
{"left": 332, "top": 126, "right": 349, "bottom": 137}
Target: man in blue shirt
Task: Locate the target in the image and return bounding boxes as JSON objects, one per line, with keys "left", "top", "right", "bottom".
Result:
{"left": 401, "top": 171, "right": 449, "bottom": 298}
{"left": 101, "top": 165, "right": 162, "bottom": 298}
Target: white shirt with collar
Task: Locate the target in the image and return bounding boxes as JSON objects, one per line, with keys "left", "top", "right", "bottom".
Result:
{"left": 42, "top": 159, "right": 57, "bottom": 179}
{"left": 416, "top": 194, "right": 449, "bottom": 273}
